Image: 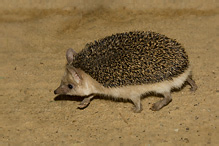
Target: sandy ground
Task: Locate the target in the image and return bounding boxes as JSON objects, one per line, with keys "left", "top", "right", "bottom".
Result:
{"left": 0, "top": 7, "right": 218, "bottom": 145}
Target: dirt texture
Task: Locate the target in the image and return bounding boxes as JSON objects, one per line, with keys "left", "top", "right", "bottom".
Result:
{"left": 0, "top": 4, "right": 218, "bottom": 146}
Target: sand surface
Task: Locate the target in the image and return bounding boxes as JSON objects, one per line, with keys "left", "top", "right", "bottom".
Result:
{"left": 0, "top": 6, "right": 218, "bottom": 145}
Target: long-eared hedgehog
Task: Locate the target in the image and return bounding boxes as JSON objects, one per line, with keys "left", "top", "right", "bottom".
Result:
{"left": 54, "top": 31, "right": 197, "bottom": 113}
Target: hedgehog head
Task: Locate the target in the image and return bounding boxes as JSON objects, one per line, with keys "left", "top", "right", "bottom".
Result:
{"left": 54, "top": 49, "right": 91, "bottom": 96}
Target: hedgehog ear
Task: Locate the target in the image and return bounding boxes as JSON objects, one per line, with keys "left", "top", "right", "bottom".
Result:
{"left": 66, "top": 48, "right": 77, "bottom": 64}
{"left": 66, "top": 66, "right": 82, "bottom": 84}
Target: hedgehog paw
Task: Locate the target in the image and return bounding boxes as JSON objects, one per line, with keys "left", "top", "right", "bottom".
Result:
{"left": 150, "top": 99, "right": 172, "bottom": 111}
{"left": 78, "top": 96, "right": 93, "bottom": 109}
{"left": 190, "top": 84, "right": 198, "bottom": 92}
{"left": 150, "top": 103, "right": 162, "bottom": 111}
{"left": 132, "top": 105, "right": 142, "bottom": 113}
{"left": 78, "top": 101, "right": 90, "bottom": 109}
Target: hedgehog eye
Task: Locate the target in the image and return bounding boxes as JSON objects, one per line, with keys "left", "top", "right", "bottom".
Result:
{"left": 68, "top": 84, "right": 73, "bottom": 89}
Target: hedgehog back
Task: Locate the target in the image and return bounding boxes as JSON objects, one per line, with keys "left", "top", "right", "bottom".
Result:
{"left": 72, "top": 31, "right": 189, "bottom": 88}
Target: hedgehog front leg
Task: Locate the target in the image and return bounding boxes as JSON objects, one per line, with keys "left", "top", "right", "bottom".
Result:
{"left": 150, "top": 92, "right": 172, "bottom": 111}
{"left": 131, "top": 97, "right": 142, "bottom": 113}
{"left": 78, "top": 95, "right": 94, "bottom": 109}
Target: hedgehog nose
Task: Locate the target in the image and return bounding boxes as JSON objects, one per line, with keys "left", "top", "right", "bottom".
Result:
{"left": 54, "top": 90, "right": 57, "bottom": 95}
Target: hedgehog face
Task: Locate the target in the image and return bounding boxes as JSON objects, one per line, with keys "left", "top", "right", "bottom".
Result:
{"left": 54, "top": 48, "right": 87, "bottom": 96}
{"left": 54, "top": 66, "right": 86, "bottom": 96}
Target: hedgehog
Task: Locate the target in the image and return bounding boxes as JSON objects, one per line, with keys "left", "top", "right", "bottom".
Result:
{"left": 54, "top": 31, "right": 197, "bottom": 113}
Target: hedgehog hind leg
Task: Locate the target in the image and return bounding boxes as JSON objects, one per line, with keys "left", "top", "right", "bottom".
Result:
{"left": 150, "top": 92, "right": 172, "bottom": 111}
{"left": 131, "top": 97, "right": 142, "bottom": 113}
{"left": 186, "top": 76, "right": 198, "bottom": 92}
